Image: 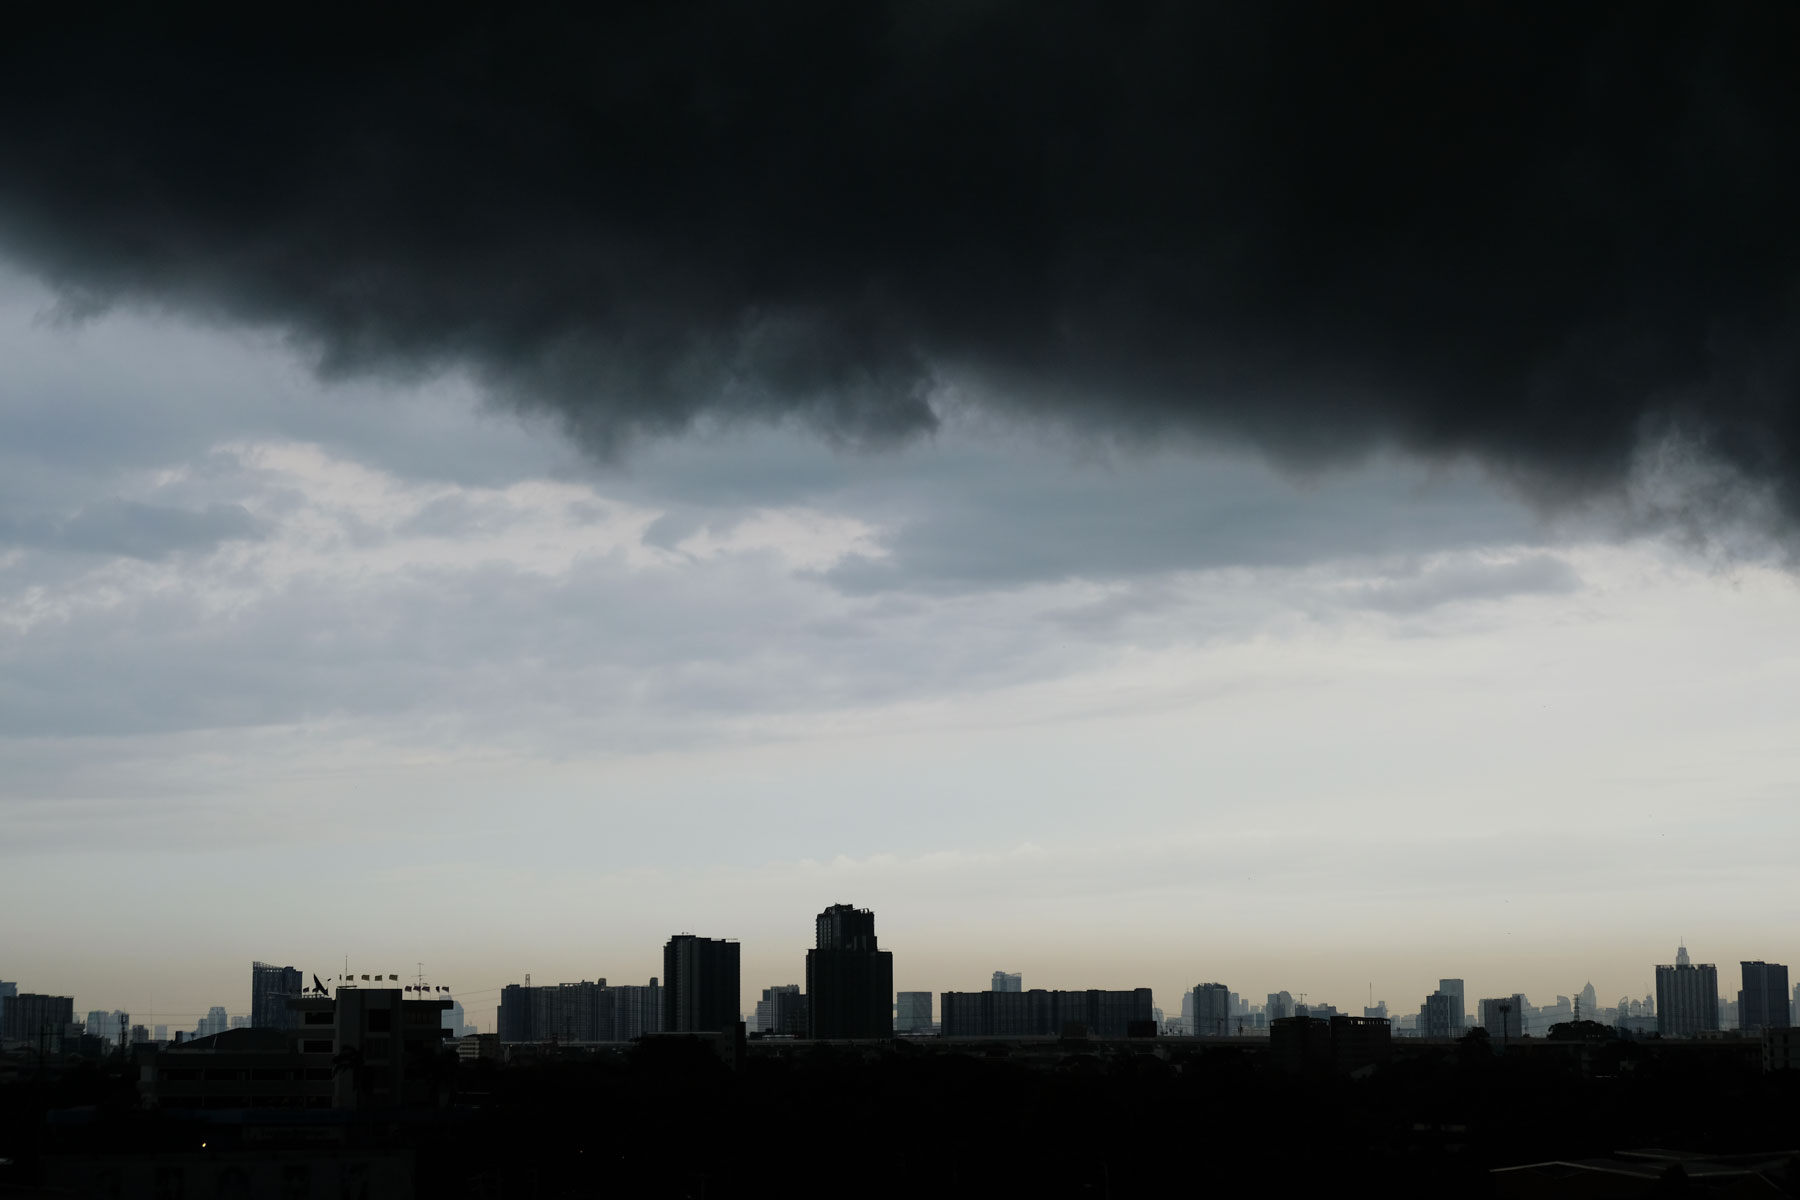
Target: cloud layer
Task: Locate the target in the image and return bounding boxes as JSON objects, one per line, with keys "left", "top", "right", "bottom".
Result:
{"left": 1, "top": 5, "right": 1797, "bottom": 522}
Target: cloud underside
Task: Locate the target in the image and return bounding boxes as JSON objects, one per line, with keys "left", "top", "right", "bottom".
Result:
{"left": 0, "top": 5, "right": 1796, "bottom": 523}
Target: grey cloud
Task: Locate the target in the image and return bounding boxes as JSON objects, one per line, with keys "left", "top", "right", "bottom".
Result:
{"left": 2, "top": 498, "right": 264, "bottom": 560}
{"left": 1344, "top": 554, "right": 1582, "bottom": 615}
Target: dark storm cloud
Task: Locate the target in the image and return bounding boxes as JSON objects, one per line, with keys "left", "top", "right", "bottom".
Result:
{"left": 0, "top": 4, "right": 1796, "bottom": 514}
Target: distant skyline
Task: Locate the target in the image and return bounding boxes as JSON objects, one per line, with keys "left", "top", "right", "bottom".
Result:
{"left": 4, "top": 9, "right": 1800, "bottom": 1041}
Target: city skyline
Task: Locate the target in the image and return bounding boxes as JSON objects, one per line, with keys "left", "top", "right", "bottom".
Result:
{"left": 11, "top": 933, "right": 1792, "bottom": 1040}
{"left": 4, "top": 7, "right": 1800, "bottom": 1054}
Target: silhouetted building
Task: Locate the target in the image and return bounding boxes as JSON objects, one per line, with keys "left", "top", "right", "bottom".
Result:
{"left": 250, "top": 961, "right": 303, "bottom": 1030}
{"left": 754, "top": 984, "right": 803, "bottom": 1035}
{"left": 496, "top": 979, "right": 613, "bottom": 1043}
{"left": 1438, "top": 979, "right": 1466, "bottom": 1035}
{"left": 1740, "top": 961, "right": 1790, "bottom": 1033}
{"left": 1420, "top": 990, "right": 1458, "bottom": 1038}
{"left": 1192, "top": 983, "right": 1231, "bottom": 1037}
{"left": 1266, "top": 991, "right": 1294, "bottom": 1021}
{"left": 612, "top": 979, "right": 663, "bottom": 1041}
{"left": 664, "top": 934, "right": 740, "bottom": 1033}
{"left": 939, "top": 988, "right": 1153, "bottom": 1037}
{"left": 2, "top": 992, "right": 74, "bottom": 1044}
{"left": 142, "top": 987, "right": 452, "bottom": 1112}
{"left": 896, "top": 990, "right": 933, "bottom": 1034}
{"left": 992, "top": 971, "right": 1022, "bottom": 992}
{"left": 1656, "top": 946, "right": 1720, "bottom": 1038}
{"left": 806, "top": 903, "right": 894, "bottom": 1039}
{"left": 1479, "top": 995, "right": 1525, "bottom": 1040}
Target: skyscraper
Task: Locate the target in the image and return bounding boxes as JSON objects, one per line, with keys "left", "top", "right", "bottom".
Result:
{"left": 1192, "top": 983, "right": 1231, "bottom": 1037}
{"left": 992, "top": 971, "right": 1022, "bottom": 992}
{"left": 895, "top": 991, "right": 933, "bottom": 1034}
{"left": 663, "top": 934, "right": 740, "bottom": 1033}
{"left": 1479, "top": 995, "right": 1525, "bottom": 1040}
{"left": 1655, "top": 946, "right": 1720, "bottom": 1037}
{"left": 1, "top": 993, "right": 74, "bottom": 1044}
{"left": 806, "top": 903, "right": 894, "bottom": 1039}
{"left": 250, "top": 961, "right": 303, "bottom": 1030}
{"left": 1420, "top": 991, "right": 1458, "bottom": 1038}
{"left": 1437, "top": 979, "right": 1466, "bottom": 1035}
{"left": 1739, "top": 961, "right": 1790, "bottom": 1033}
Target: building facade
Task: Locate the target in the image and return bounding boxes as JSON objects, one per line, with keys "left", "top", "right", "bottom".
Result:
{"left": 806, "top": 903, "right": 894, "bottom": 1039}
{"left": 250, "top": 962, "right": 303, "bottom": 1030}
{"left": 938, "top": 988, "right": 1154, "bottom": 1037}
{"left": 1192, "top": 983, "right": 1231, "bottom": 1037}
{"left": 1420, "top": 990, "right": 1458, "bottom": 1038}
{"left": 992, "top": 971, "right": 1022, "bottom": 992}
{"left": 1478, "top": 995, "right": 1525, "bottom": 1040}
{"left": 1656, "top": 947, "right": 1721, "bottom": 1038}
{"left": 664, "top": 935, "right": 741, "bottom": 1033}
{"left": 1437, "top": 979, "right": 1466, "bottom": 1035}
{"left": 1739, "top": 961, "right": 1790, "bottom": 1033}
{"left": 2, "top": 992, "right": 75, "bottom": 1044}
{"left": 895, "top": 991, "right": 933, "bottom": 1034}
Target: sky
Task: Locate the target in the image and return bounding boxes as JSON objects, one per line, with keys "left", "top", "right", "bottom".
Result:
{"left": 3, "top": 5, "right": 1799, "bottom": 1032}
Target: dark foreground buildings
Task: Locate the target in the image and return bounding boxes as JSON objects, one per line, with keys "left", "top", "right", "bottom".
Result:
{"left": 806, "top": 903, "right": 894, "bottom": 1039}
{"left": 664, "top": 934, "right": 740, "bottom": 1033}
{"left": 939, "top": 987, "right": 1153, "bottom": 1037}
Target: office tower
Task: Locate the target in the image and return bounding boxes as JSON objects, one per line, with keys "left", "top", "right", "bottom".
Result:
{"left": 1479, "top": 995, "right": 1526, "bottom": 1039}
{"left": 251, "top": 962, "right": 303, "bottom": 1030}
{"left": 755, "top": 984, "right": 804, "bottom": 1035}
{"left": 896, "top": 991, "right": 933, "bottom": 1034}
{"left": 495, "top": 979, "right": 614, "bottom": 1043}
{"left": 1420, "top": 991, "right": 1458, "bottom": 1038}
{"left": 1655, "top": 946, "right": 1720, "bottom": 1037}
{"left": 0, "top": 982, "right": 15, "bottom": 1014}
{"left": 611, "top": 979, "right": 663, "bottom": 1041}
{"left": 1364, "top": 1000, "right": 1389, "bottom": 1020}
{"left": 154, "top": 1024, "right": 168, "bottom": 1042}
{"left": 199, "top": 1006, "right": 229, "bottom": 1039}
{"left": 1740, "top": 962, "right": 1790, "bottom": 1032}
{"left": 992, "top": 971, "right": 1022, "bottom": 992}
{"left": 1437, "top": 979, "right": 1466, "bottom": 1035}
{"left": 664, "top": 934, "right": 741, "bottom": 1033}
{"left": 1192, "top": 983, "right": 1231, "bottom": 1037}
{"left": 1266, "top": 991, "right": 1294, "bottom": 1022}
{"left": 1578, "top": 981, "right": 1598, "bottom": 1021}
{"left": 806, "top": 903, "right": 894, "bottom": 1039}
{"left": 939, "top": 988, "right": 1153, "bottom": 1037}
{"left": 1, "top": 993, "right": 75, "bottom": 1042}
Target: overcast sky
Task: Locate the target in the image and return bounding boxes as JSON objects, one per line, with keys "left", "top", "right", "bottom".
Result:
{"left": 3, "top": 6, "right": 1799, "bottom": 1031}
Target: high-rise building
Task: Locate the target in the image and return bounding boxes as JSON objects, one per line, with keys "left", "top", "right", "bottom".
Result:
{"left": 442, "top": 1000, "right": 476, "bottom": 1038}
{"left": 251, "top": 962, "right": 303, "bottom": 1030}
{"left": 756, "top": 984, "right": 804, "bottom": 1035}
{"left": 496, "top": 980, "right": 613, "bottom": 1043}
{"left": 1739, "top": 961, "right": 1790, "bottom": 1033}
{"left": 939, "top": 988, "right": 1153, "bottom": 1037}
{"left": 1578, "top": 981, "right": 1598, "bottom": 1022}
{"left": 664, "top": 935, "right": 740, "bottom": 1033}
{"left": 1266, "top": 991, "right": 1294, "bottom": 1022}
{"left": 1479, "top": 995, "right": 1526, "bottom": 1040}
{"left": 1655, "top": 946, "right": 1720, "bottom": 1038}
{"left": 1437, "top": 979, "right": 1466, "bottom": 1035}
{"left": 198, "top": 1006, "right": 230, "bottom": 1039}
{"left": 992, "top": 971, "right": 1022, "bottom": 992}
{"left": 2, "top": 993, "right": 75, "bottom": 1043}
{"left": 895, "top": 991, "right": 933, "bottom": 1034}
{"left": 1420, "top": 991, "right": 1458, "bottom": 1038}
{"left": 806, "top": 903, "right": 894, "bottom": 1039}
{"left": 611, "top": 979, "right": 663, "bottom": 1041}
{"left": 1192, "top": 983, "right": 1231, "bottom": 1037}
